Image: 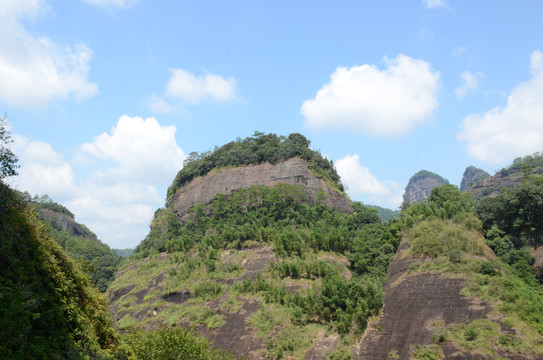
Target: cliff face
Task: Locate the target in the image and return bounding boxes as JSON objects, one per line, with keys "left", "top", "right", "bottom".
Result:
{"left": 167, "top": 157, "right": 352, "bottom": 218}
{"left": 38, "top": 208, "right": 98, "bottom": 242}
{"left": 460, "top": 166, "right": 490, "bottom": 192}
{"left": 355, "top": 238, "right": 535, "bottom": 360}
{"left": 403, "top": 170, "right": 449, "bottom": 205}
{"left": 465, "top": 167, "right": 543, "bottom": 200}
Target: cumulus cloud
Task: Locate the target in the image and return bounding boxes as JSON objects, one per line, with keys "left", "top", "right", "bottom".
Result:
{"left": 148, "top": 69, "right": 238, "bottom": 114}
{"left": 79, "top": 115, "right": 186, "bottom": 184}
{"left": 455, "top": 71, "right": 484, "bottom": 99}
{"left": 458, "top": 51, "right": 543, "bottom": 164}
{"left": 0, "top": 0, "right": 98, "bottom": 108}
{"left": 423, "top": 0, "right": 449, "bottom": 9}
{"left": 0, "top": 0, "right": 50, "bottom": 19}
{"left": 13, "top": 115, "right": 187, "bottom": 248}
{"left": 12, "top": 137, "right": 76, "bottom": 200}
{"left": 301, "top": 54, "right": 440, "bottom": 138}
{"left": 335, "top": 154, "right": 403, "bottom": 208}
{"left": 165, "top": 69, "right": 238, "bottom": 104}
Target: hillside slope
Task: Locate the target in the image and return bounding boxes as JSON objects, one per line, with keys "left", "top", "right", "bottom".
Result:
{"left": 108, "top": 183, "right": 397, "bottom": 359}
{"left": 0, "top": 183, "right": 120, "bottom": 359}
{"left": 19, "top": 193, "right": 121, "bottom": 292}
{"left": 357, "top": 196, "right": 543, "bottom": 359}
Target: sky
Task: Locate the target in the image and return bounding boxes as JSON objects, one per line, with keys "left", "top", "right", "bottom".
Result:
{"left": 2, "top": 0, "right": 543, "bottom": 249}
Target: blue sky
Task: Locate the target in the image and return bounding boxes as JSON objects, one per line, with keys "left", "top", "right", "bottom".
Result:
{"left": 3, "top": 0, "right": 543, "bottom": 248}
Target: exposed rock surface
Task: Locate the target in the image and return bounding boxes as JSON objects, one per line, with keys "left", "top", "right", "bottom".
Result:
{"left": 460, "top": 166, "right": 490, "bottom": 192}
{"left": 167, "top": 157, "right": 352, "bottom": 218}
{"left": 466, "top": 167, "right": 543, "bottom": 200}
{"left": 38, "top": 208, "right": 98, "bottom": 242}
{"left": 355, "top": 242, "right": 528, "bottom": 360}
{"left": 403, "top": 170, "right": 449, "bottom": 205}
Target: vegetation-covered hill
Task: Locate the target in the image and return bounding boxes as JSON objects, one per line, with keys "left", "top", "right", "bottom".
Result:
{"left": 167, "top": 132, "right": 344, "bottom": 200}
{"left": 0, "top": 183, "right": 121, "bottom": 358}
{"left": 112, "top": 183, "right": 399, "bottom": 358}
{"left": 1, "top": 182, "right": 237, "bottom": 360}
{"left": 403, "top": 170, "right": 449, "bottom": 205}
{"left": 17, "top": 192, "right": 122, "bottom": 292}
{"left": 359, "top": 185, "right": 543, "bottom": 359}
{"left": 464, "top": 152, "right": 543, "bottom": 200}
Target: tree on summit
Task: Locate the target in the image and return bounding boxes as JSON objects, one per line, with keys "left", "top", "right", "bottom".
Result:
{"left": 0, "top": 114, "right": 19, "bottom": 182}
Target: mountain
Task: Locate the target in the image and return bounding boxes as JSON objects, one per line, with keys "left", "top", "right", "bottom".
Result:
{"left": 460, "top": 166, "right": 490, "bottom": 192}
{"left": 20, "top": 193, "right": 121, "bottom": 292}
{"left": 367, "top": 204, "right": 400, "bottom": 221}
{"left": 464, "top": 157, "right": 543, "bottom": 200}
{"left": 105, "top": 134, "right": 543, "bottom": 359}
{"left": 403, "top": 170, "right": 449, "bottom": 205}
{"left": 107, "top": 133, "right": 398, "bottom": 359}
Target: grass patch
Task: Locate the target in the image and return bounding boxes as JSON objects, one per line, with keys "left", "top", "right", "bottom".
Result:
{"left": 219, "top": 294, "right": 244, "bottom": 314}
{"left": 411, "top": 344, "right": 444, "bottom": 360}
{"left": 248, "top": 303, "right": 322, "bottom": 359}
{"left": 405, "top": 219, "right": 485, "bottom": 258}
{"left": 118, "top": 313, "right": 139, "bottom": 330}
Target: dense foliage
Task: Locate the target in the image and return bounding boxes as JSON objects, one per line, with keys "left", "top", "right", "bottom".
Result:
{"left": 122, "top": 327, "right": 234, "bottom": 360}
{"left": 477, "top": 175, "right": 543, "bottom": 249}
{"left": 166, "top": 132, "right": 344, "bottom": 200}
{"left": 499, "top": 152, "right": 543, "bottom": 175}
{"left": 0, "top": 183, "right": 120, "bottom": 359}
{"left": 476, "top": 175, "right": 543, "bottom": 284}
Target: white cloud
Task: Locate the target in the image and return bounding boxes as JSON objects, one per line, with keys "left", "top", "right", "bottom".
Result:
{"left": 148, "top": 69, "right": 239, "bottom": 114}
{"left": 0, "top": 1, "right": 98, "bottom": 108}
{"left": 12, "top": 138, "right": 76, "bottom": 200}
{"left": 165, "top": 69, "right": 237, "bottom": 104}
{"left": 79, "top": 115, "right": 186, "bottom": 184}
{"left": 455, "top": 71, "right": 484, "bottom": 99}
{"left": 301, "top": 54, "right": 440, "bottom": 138}
{"left": 335, "top": 154, "right": 403, "bottom": 208}
{"left": 423, "top": 0, "right": 449, "bottom": 9}
{"left": 458, "top": 51, "right": 543, "bottom": 164}
{"left": 13, "top": 115, "right": 187, "bottom": 248}
{"left": 0, "top": 0, "right": 49, "bottom": 19}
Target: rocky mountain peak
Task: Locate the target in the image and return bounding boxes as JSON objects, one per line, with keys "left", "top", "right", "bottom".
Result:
{"left": 403, "top": 170, "right": 449, "bottom": 205}
{"left": 460, "top": 166, "right": 490, "bottom": 192}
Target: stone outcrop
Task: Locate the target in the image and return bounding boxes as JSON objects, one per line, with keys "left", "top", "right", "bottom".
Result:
{"left": 403, "top": 170, "right": 449, "bottom": 205}
{"left": 355, "top": 241, "right": 528, "bottom": 360}
{"left": 167, "top": 157, "right": 352, "bottom": 218}
{"left": 38, "top": 208, "right": 98, "bottom": 242}
{"left": 460, "top": 166, "right": 490, "bottom": 192}
{"left": 466, "top": 167, "right": 543, "bottom": 200}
